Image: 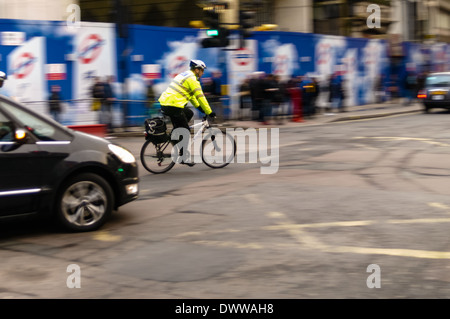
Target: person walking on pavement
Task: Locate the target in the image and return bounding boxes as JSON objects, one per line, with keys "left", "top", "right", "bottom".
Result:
{"left": 300, "top": 76, "right": 315, "bottom": 118}
{"left": 288, "top": 76, "right": 302, "bottom": 122}
{"left": 249, "top": 72, "right": 266, "bottom": 122}
{"left": 91, "top": 77, "right": 105, "bottom": 123}
{"left": 249, "top": 72, "right": 263, "bottom": 121}
{"left": 158, "top": 59, "right": 216, "bottom": 166}
{"left": 330, "top": 73, "right": 343, "bottom": 112}
{"left": 263, "top": 73, "right": 279, "bottom": 125}
{"left": 238, "top": 77, "right": 252, "bottom": 120}
{"left": 310, "top": 77, "right": 320, "bottom": 115}
{"left": 102, "top": 76, "right": 115, "bottom": 132}
{"left": 403, "top": 70, "right": 417, "bottom": 106}
{"left": 339, "top": 78, "right": 346, "bottom": 112}
{"left": 48, "top": 85, "right": 63, "bottom": 123}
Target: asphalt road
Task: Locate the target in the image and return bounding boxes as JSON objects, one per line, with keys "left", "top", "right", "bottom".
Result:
{"left": 2, "top": 109, "right": 450, "bottom": 300}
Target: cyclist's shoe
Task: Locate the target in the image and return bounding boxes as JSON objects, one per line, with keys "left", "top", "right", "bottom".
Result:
{"left": 180, "top": 161, "right": 196, "bottom": 167}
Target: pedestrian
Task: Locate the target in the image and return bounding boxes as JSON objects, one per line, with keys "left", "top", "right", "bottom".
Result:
{"left": 48, "top": 85, "right": 63, "bottom": 122}
{"left": 403, "top": 70, "right": 417, "bottom": 106}
{"left": 260, "top": 73, "right": 273, "bottom": 125}
{"left": 250, "top": 72, "right": 266, "bottom": 122}
{"left": 102, "top": 76, "right": 115, "bottom": 132}
{"left": 288, "top": 76, "right": 302, "bottom": 122}
{"left": 387, "top": 74, "right": 400, "bottom": 101}
{"left": 327, "top": 74, "right": 333, "bottom": 112}
{"left": 310, "top": 77, "right": 320, "bottom": 115}
{"left": 329, "top": 73, "right": 343, "bottom": 112}
{"left": 278, "top": 77, "right": 290, "bottom": 121}
{"left": 416, "top": 71, "right": 427, "bottom": 93}
{"left": 91, "top": 76, "right": 105, "bottom": 120}
{"left": 339, "top": 78, "right": 346, "bottom": 112}
{"left": 271, "top": 75, "right": 284, "bottom": 123}
{"left": 238, "top": 77, "right": 252, "bottom": 120}
{"left": 158, "top": 59, "right": 216, "bottom": 166}
{"left": 375, "top": 75, "right": 385, "bottom": 103}
{"left": 262, "top": 74, "right": 277, "bottom": 124}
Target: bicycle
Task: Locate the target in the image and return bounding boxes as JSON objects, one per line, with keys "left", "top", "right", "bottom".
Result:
{"left": 140, "top": 113, "right": 236, "bottom": 174}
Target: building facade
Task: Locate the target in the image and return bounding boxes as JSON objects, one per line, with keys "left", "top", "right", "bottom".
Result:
{"left": 0, "top": 0, "right": 74, "bottom": 21}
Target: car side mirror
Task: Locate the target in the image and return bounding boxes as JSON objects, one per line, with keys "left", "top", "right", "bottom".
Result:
{"left": 14, "top": 129, "right": 28, "bottom": 143}
{"left": 1, "top": 129, "right": 27, "bottom": 152}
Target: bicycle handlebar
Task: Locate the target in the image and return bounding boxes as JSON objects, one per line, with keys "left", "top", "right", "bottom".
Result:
{"left": 203, "top": 114, "right": 216, "bottom": 121}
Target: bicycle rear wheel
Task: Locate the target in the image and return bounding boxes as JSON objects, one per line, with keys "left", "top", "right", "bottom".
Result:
{"left": 140, "top": 139, "right": 176, "bottom": 174}
{"left": 201, "top": 128, "right": 236, "bottom": 169}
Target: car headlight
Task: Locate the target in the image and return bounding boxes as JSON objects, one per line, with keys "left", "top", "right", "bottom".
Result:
{"left": 108, "top": 144, "right": 136, "bottom": 164}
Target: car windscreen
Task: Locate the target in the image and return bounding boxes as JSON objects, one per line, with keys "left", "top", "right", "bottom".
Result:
{"left": 425, "top": 74, "right": 450, "bottom": 88}
{"left": 0, "top": 100, "right": 72, "bottom": 141}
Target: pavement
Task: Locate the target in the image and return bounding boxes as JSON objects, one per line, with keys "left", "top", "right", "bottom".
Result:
{"left": 109, "top": 99, "right": 423, "bottom": 137}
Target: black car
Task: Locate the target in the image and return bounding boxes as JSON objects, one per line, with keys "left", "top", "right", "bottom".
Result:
{"left": 0, "top": 95, "right": 139, "bottom": 232}
{"left": 418, "top": 72, "right": 450, "bottom": 113}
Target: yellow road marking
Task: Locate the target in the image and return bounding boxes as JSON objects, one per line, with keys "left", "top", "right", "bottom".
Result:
{"left": 353, "top": 136, "right": 450, "bottom": 147}
{"left": 388, "top": 218, "right": 450, "bottom": 224}
{"left": 429, "top": 202, "right": 450, "bottom": 211}
{"left": 263, "top": 217, "right": 450, "bottom": 230}
{"left": 175, "top": 229, "right": 242, "bottom": 238}
{"left": 192, "top": 240, "right": 264, "bottom": 250}
{"left": 266, "top": 212, "right": 450, "bottom": 260}
{"left": 329, "top": 246, "right": 450, "bottom": 259}
{"left": 93, "top": 230, "right": 122, "bottom": 242}
{"left": 243, "top": 193, "right": 263, "bottom": 205}
{"left": 263, "top": 220, "right": 374, "bottom": 230}
{"left": 175, "top": 210, "right": 450, "bottom": 260}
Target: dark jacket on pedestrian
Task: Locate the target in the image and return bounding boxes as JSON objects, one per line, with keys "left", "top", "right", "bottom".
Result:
{"left": 49, "top": 92, "right": 62, "bottom": 112}
{"left": 92, "top": 81, "right": 105, "bottom": 100}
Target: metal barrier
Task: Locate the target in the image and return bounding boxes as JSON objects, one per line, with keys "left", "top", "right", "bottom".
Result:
{"left": 20, "top": 98, "right": 226, "bottom": 132}
{"left": 22, "top": 98, "right": 151, "bottom": 128}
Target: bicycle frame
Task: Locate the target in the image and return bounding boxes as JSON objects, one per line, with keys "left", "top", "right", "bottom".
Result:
{"left": 170, "top": 116, "right": 223, "bottom": 163}
{"left": 189, "top": 117, "right": 210, "bottom": 142}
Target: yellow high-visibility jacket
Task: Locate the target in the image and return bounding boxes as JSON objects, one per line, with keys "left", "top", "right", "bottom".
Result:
{"left": 158, "top": 70, "right": 213, "bottom": 115}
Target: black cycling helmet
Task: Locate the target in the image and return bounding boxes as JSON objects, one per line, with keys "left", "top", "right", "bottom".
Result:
{"left": 189, "top": 60, "right": 207, "bottom": 70}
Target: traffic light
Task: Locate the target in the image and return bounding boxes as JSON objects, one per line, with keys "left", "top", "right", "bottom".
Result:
{"left": 239, "top": 10, "right": 256, "bottom": 38}
{"left": 201, "top": 27, "right": 230, "bottom": 48}
{"left": 201, "top": 8, "right": 230, "bottom": 48}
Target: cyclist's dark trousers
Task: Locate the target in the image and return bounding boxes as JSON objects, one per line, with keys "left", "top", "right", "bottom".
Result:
{"left": 161, "top": 105, "right": 193, "bottom": 131}
{"left": 161, "top": 105, "right": 193, "bottom": 157}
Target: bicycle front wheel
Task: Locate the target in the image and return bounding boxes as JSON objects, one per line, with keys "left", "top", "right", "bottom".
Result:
{"left": 140, "top": 139, "right": 176, "bottom": 174}
{"left": 201, "top": 128, "right": 236, "bottom": 169}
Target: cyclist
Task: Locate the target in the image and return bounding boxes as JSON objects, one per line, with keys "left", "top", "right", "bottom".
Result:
{"left": 158, "top": 59, "right": 216, "bottom": 165}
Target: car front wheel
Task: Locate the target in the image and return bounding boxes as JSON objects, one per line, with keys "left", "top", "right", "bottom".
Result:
{"left": 56, "top": 173, "right": 114, "bottom": 232}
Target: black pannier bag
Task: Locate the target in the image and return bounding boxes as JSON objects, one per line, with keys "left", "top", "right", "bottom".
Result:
{"left": 144, "top": 117, "right": 170, "bottom": 144}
